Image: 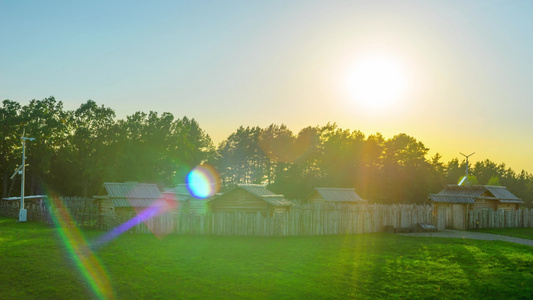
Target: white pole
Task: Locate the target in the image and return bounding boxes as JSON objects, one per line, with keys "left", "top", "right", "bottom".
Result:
{"left": 19, "top": 135, "right": 34, "bottom": 222}
{"left": 19, "top": 137, "right": 26, "bottom": 221}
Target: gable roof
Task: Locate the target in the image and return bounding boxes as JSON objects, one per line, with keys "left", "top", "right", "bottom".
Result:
{"left": 428, "top": 195, "right": 475, "bottom": 204}
{"left": 312, "top": 188, "right": 365, "bottom": 202}
{"left": 170, "top": 184, "right": 191, "bottom": 195}
{"left": 235, "top": 184, "right": 293, "bottom": 206}
{"left": 484, "top": 186, "right": 520, "bottom": 201}
{"left": 97, "top": 182, "right": 162, "bottom": 208}
{"left": 163, "top": 184, "right": 194, "bottom": 201}
{"left": 430, "top": 185, "right": 523, "bottom": 204}
{"left": 104, "top": 182, "right": 161, "bottom": 199}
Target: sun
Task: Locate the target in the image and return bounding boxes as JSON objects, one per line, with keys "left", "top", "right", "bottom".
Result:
{"left": 344, "top": 54, "right": 409, "bottom": 110}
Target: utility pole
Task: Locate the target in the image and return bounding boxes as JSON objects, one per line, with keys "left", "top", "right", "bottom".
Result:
{"left": 19, "top": 134, "right": 35, "bottom": 222}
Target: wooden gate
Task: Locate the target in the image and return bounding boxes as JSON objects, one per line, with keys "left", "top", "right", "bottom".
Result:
{"left": 452, "top": 204, "right": 466, "bottom": 230}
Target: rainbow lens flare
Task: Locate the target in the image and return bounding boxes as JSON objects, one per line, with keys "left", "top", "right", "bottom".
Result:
{"left": 48, "top": 196, "right": 114, "bottom": 300}
{"left": 93, "top": 197, "right": 176, "bottom": 250}
{"left": 185, "top": 165, "right": 220, "bottom": 199}
{"left": 47, "top": 190, "right": 177, "bottom": 300}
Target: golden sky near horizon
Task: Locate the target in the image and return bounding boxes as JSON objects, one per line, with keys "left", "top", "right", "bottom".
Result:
{"left": 2, "top": 1, "right": 533, "bottom": 173}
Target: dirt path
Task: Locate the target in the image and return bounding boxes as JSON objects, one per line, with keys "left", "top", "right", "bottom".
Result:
{"left": 399, "top": 230, "right": 533, "bottom": 247}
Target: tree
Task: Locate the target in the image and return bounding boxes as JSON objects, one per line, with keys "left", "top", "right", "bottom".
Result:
{"left": 215, "top": 126, "right": 266, "bottom": 186}
{"left": 487, "top": 176, "right": 501, "bottom": 186}
{"left": 473, "top": 159, "right": 505, "bottom": 185}
{"left": 0, "top": 100, "right": 23, "bottom": 197}
{"left": 20, "top": 97, "right": 69, "bottom": 195}
{"left": 49, "top": 100, "right": 117, "bottom": 196}
{"left": 379, "top": 133, "right": 430, "bottom": 203}
{"left": 257, "top": 124, "right": 296, "bottom": 184}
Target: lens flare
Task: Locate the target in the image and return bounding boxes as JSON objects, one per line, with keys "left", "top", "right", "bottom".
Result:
{"left": 92, "top": 197, "right": 176, "bottom": 250}
{"left": 47, "top": 195, "right": 114, "bottom": 300}
{"left": 185, "top": 165, "right": 220, "bottom": 199}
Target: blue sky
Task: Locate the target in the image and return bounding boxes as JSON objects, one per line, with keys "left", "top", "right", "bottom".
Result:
{"left": 2, "top": 1, "right": 533, "bottom": 172}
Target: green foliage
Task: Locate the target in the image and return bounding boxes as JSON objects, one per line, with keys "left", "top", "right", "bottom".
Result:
{"left": 0, "top": 98, "right": 214, "bottom": 197}
{"left": 1, "top": 97, "right": 532, "bottom": 205}
{"left": 487, "top": 175, "right": 502, "bottom": 186}
{"left": 1, "top": 217, "right": 533, "bottom": 299}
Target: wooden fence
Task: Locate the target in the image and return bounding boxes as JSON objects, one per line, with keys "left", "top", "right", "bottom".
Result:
{"left": 0, "top": 197, "right": 99, "bottom": 228}
{"left": 127, "top": 204, "right": 435, "bottom": 236}
{"left": 3, "top": 199, "right": 533, "bottom": 235}
{"left": 469, "top": 209, "right": 533, "bottom": 229}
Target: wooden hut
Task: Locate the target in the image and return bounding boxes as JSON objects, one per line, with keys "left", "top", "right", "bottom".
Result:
{"left": 1, "top": 195, "right": 48, "bottom": 210}
{"left": 94, "top": 182, "right": 169, "bottom": 218}
{"left": 163, "top": 184, "right": 209, "bottom": 215}
{"left": 306, "top": 187, "right": 366, "bottom": 204}
{"left": 208, "top": 184, "right": 293, "bottom": 215}
{"left": 429, "top": 185, "right": 523, "bottom": 230}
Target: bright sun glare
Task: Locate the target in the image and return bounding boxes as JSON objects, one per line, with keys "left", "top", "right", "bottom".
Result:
{"left": 345, "top": 54, "right": 409, "bottom": 110}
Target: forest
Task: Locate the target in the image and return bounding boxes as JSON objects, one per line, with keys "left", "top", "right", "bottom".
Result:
{"left": 1, "top": 97, "right": 532, "bottom": 206}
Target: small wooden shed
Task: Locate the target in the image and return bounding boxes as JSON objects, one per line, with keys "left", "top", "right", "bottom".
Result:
{"left": 1, "top": 195, "right": 48, "bottom": 210}
{"left": 429, "top": 185, "right": 523, "bottom": 230}
{"left": 208, "top": 184, "right": 293, "bottom": 215}
{"left": 306, "top": 187, "right": 366, "bottom": 204}
{"left": 94, "top": 182, "right": 168, "bottom": 218}
{"left": 163, "top": 184, "right": 209, "bottom": 215}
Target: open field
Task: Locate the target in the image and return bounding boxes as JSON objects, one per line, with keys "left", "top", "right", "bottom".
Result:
{"left": 1, "top": 217, "right": 532, "bottom": 299}
{"left": 472, "top": 228, "right": 533, "bottom": 240}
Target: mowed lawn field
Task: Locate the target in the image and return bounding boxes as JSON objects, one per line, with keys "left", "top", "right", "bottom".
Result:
{"left": 1, "top": 217, "right": 532, "bottom": 299}
{"left": 473, "top": 228, "right": 533, "bottom": 240}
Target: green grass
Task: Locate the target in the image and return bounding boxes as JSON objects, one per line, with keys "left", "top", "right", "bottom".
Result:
{"left": 1, "top": 217, "right": 533, "bottom": 300}
{"left": 471, "top": 228, "right": 533, "bottom": 240}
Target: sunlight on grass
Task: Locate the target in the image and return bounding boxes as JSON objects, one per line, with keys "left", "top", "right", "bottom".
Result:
{"left": 1, "top": 217, "right": 533, "bottom": 299}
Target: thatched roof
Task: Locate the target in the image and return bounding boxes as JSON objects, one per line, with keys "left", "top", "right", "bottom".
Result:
{"left": 310, "top": 188, "right": 365, "bottom": 203}
{"left": 429, "top": 185, "right": 523, "bottom": 204}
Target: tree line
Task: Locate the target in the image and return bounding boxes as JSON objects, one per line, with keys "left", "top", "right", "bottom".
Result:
{"left": 1, "top": 97, "right": 532, "bottom": 206}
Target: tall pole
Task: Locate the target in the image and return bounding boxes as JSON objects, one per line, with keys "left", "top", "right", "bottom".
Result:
{"left": 19, "top": 135, "right": 34, "bottom": 222}
{"left": 20, "top": 137, "right": 26, "bottom": 221}
{"left": 459, "top": 152, "right": 475, "bottom": 182}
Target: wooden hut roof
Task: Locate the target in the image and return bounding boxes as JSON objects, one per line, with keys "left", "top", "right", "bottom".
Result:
{"left": 313, "top": 188, "right": 365, "bottom": 202}
{"left": 99, "top": 182, "right": 162, "bottom": 208}
{"left": 437, "top": 185, "right": 486, "bottom": 197}
{"left": 430, "top": 185, "right": 523, "bottom": 204}
{"left": 2, "top": 195, "right": 48, "bottom": 201}
{"left": 484, "top": 186, "right": 521, "bottom": 201}
{"left": 163, "top": 184, "right": 193, "bottom": 201}
{"left": 428, "top": 195, "right": 475, "bottom": 204}
{"left": 164, "top": 184, "right": 190, "bottom": 195}
{"left": 232, "top": 184, "right": 293, "bottom": 207}
{"left": 104, "top": 182, "right": 161, "bottom": 199}
{"left": 110, "top": 199, "right": 166, "bottom": 208}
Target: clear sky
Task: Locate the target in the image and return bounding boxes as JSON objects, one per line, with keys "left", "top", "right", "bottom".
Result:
{"left": 1, "top": 1, "right": 533, "bottom": 172}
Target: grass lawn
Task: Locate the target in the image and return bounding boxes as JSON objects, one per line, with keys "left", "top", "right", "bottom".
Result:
{"left": 472, "top": 228, "right": 533, "bottom": 240}
{"left": 1, "top": 217, "right": 533, "bottom": 299}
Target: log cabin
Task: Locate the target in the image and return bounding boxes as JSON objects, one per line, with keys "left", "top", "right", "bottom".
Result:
{"left": 429, "top": 184, "right": 523, "bottom": 230}
{"left": 306, "top": 187, "right": 366, "bottom": 204}
{"left": 208, "top": 184, "right": 292, "bottom": 215}
{"left": 163, "top": 184, "right": 209, "bottom": 215}
{"left": 94, "top": 182, "right": 171, "bottom": 219}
